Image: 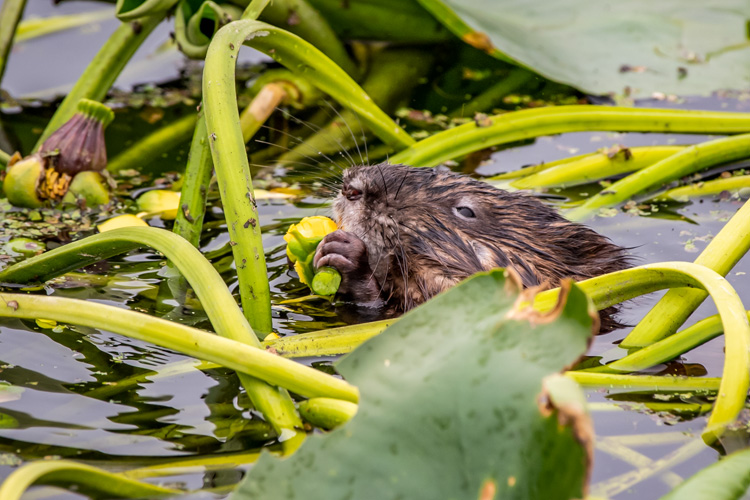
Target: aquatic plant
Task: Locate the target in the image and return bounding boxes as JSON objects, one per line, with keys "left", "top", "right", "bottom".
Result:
{"left": 3, "top": 0, "right": 750, "bottom": 498}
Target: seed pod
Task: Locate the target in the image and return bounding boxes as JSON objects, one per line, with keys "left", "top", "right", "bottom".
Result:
{"left": 40, "top": 99, "right": 114, "bottom": 175}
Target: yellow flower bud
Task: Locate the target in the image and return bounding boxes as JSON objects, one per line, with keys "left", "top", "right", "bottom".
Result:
{"left": 98, "top": 214, "right": 149, "bottom": 232}
{"left": 137, "top": 190, "right": 181, "bottom": 220}
{"left": 283, "top": 216, "right": 338, "bottom": 289}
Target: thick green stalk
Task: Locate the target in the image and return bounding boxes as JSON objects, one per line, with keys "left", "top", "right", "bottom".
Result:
{"left": 0, "top": 147, "right": 10, "bottom": 168}
{"left": 0, "top": 460, "right": 179, "bottom": 500}
{"left": 651, "top": 175, "right": 750, "bottom": 202}
{"left": 0, "top": 227, "right": 305, "bottom": 439}
{"left": 389, "top": 106, "right": 750, "bottom": 167}
{"left": 566, "top": 372, "right": 721, "bottom": 392}
{"left": 260, "top": 0, "right": 358, "bottom": 77}
{"left": 567, "top": 133, "right": 750, "bottom": 220}
{"left": 35, "top": 8, "right": 175, "bottom": 149}
{"left": 242, "top": 0, "right": 270, "bottom": 19}
{"left": 278, "top": 48, "right": 433, "bottom": 164}
{"left": 0, "top": 0, "right": 26, "bottom": 87}
{"left": 507, "top": 146, "right": 683, "bottom": 189}
{"left": 0, "top": 293, "right": 359, "bottom": 402}
{"left": 622, "top": 198, "right": 750, "bottom": 347}
{"left": 173, "top": 112, "right": 213, "bottom": 247}
{"left": 597, "top": 312, "right": 750, "bottom": 374}
{"left": 115, "top": 0, "right": 176, "bottom": 20}
{"left": 533, "top": 262, "right": 750, "bottom": 443}
{"left": 14, "top": 9, "right": 113, "bottom": 43}
{"left": 202, "top": 19, "right": 413, "bottom": 333}
{"left": 107, "top": 113, "right": 197, "bottom": 174}
{"left": 264, "top": 320, "right": 394, "bottom": 357}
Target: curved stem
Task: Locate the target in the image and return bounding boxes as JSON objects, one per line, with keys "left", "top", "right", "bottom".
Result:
{"left": 0, "top": 460, "right": 179, "bottom": 500}
{"left": 595, "top": 312, "right": 748, "bottom": 374}
{"left": 567, "top": 133, "right": 750, "bottom": 220}
{"left": 0, "top": 227, "right": 305, "bottom": 438}
{"left": 390, "top": 106, "right": 750, "bottom": 168}
{"left": 0, "top": 0, "right": 26, "bottom": 87}
{"left": 0, "top": 292, "right": 359, "bottom": 402}
{"left": 449, "top": 69, "right": 534, "bottom": 118}
{"left": 623, "top": 198, "right": 750, "bottom": 347}
{"left": 535, "top": 262, "right": 750, "bottom": 443}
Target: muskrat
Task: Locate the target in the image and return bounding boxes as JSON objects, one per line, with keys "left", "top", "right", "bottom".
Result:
{"left": 313, "top": 163, "right": 629, "bottom": 327}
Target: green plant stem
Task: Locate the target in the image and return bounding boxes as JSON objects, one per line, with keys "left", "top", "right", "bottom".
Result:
{"left": 535, "top": 262, "right": 750, "bottom": 442}
{"left": 242, "top": 0, "right": 270, "bottom": 19}
{"left": 0, "top": 460, "right": 180, "bottom": 500}
{"left": 115, "top": 0, "right": 176, "bottom": 20}
{"left": 202, "top": 19, "right": 414, "bottom": 333}
{"left": 264, "top": 319, "right": 394, "bottom": 357}
{"left": 0, "top": 292, "right": 359, "bottom": 402}
{"left": 566, "top": 133, "right": 750, "bottom": 220}
{"left": 173, "top": 112, "right": 213, "bottom": 247}
{"left": 260, "top": 0, "right": 358, "bottom": 77}
{"left": 389, "top": 106, "right": 750, "bottom": 168}
{"left": 298, "top": 398, "right": 358, "bottom": 430}
{"left": 278, "top": 48, "right": 433, "bottom": 164}
{"left": 622, "top": 198, "right": 750, "bottom": 348}
{"left": 651, "top": 175, "right": 750, "bottom": 202}
{"left": 508, "top": 146, "right": 683, "bottom": 189}
{"left": 566, "top": 372, "right": 721, "bottom": 392}
{"left": 0, "top": 0, "right": 26, "bottom": 87}
{"left": 595, "top": 312, "right": 750, "bottom": 374}
{"left": 450, "top": 69, "right": 534, "bottom": 118}
{"left": 0, "top": 227, "right": 305, "bottom": 441}
{"left": 35, "top": 8, "right": 175, "bottom": 149}
{"left": 0, "top": 147, "right": 10, "bottom": 168}
{"left": 107, "top": 113, "right": 197, "bottom": 174}
{"left": 14, "top": 9, "right": 113, "bottom": 43}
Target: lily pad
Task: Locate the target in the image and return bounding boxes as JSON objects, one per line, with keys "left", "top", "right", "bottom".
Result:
{"left": 233, "top": 270, "right": 595, "bottom": 500}
{"left": 419, "top": 0, "right": 750, "bottom": 96}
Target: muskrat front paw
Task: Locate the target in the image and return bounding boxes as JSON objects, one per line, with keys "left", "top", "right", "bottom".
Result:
{"left": 313, "top": 230, "right": 381, "bottom": 302}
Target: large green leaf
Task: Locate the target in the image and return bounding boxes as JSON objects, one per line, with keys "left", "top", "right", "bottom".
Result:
{"left": 419, "top": 0, "right": 750, "bottom": 96}
{"left": 233, "top": 270, "right": 595, "bottom": 500}
{"left": 660, "top": 448, "right": 750, "bottom": 500}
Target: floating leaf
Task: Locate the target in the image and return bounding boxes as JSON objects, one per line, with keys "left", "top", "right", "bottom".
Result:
{"left": 418, "top": 0, "right": 750, "bottom": 96}
{"left": 234, "top": 270, "right": 595, "bottom": 500}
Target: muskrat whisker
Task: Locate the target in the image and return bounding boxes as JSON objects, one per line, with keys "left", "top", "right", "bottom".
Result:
{"left": 376, "top": 164, "right": 389, "bottom": 204}
{"left": 322, "top": 100, "right": 365, "bottom": 166}
{"left": 284, "top": 105, "right": 358, "bottom": 169}
{"left": 259, "top": 124, "right": 351, "bottom": 171}
{"left": 393, "top": 169, "right": 409, "bottom": 202}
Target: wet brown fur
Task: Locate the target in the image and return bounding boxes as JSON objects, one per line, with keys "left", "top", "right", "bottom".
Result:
{"left": 331, "top": 163, "right": 630, "bottom": 328}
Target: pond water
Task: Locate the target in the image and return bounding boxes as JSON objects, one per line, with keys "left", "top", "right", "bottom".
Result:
{"left": 2, "top": 3, "right": 750, "bottom": 499}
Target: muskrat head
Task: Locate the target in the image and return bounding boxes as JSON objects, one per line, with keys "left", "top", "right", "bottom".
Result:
{"left": 331, "top": 162, "right": 628, "bottom": 311}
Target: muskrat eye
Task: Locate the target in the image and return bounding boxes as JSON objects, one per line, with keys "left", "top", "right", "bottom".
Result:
{"left": 455, "top": 206, "right": 476, "bottom": 218}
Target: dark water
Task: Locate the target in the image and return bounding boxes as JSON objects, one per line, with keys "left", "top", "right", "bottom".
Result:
{"left": 2, "top": 3, "right": 750, "bottom": 499}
